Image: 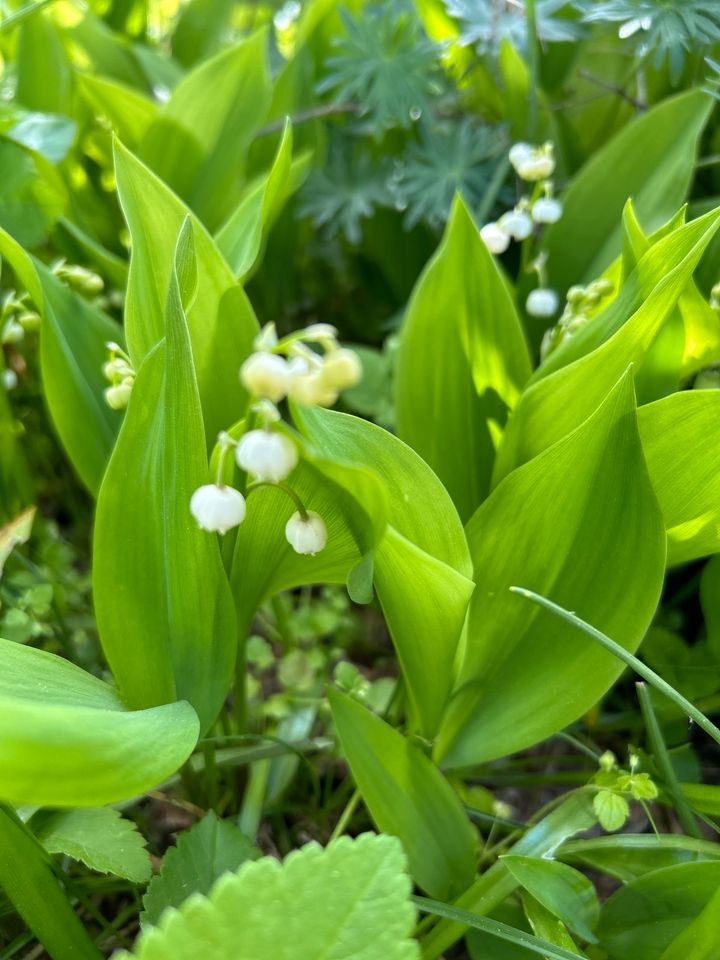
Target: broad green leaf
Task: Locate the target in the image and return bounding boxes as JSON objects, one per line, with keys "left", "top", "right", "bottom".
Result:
{"left": 466, "top": 901, "right": 534, "bottom": 960}
{"left": 76, "top": 73, "right": 158, "bottom": 148}
{"left": 114, "top": 139, "right": 258, "bottom": 444}
{"left": 120, "top": 834, "right": 420, "bottom": 960}
{"left": 0, "top": 227, "right": 122, "bottom": 495}
{"left": 680, "top": 783, "right": 720, "bottom": 816}
{"left": 295, "top": 406, "right": 473, "bottom": 735}
{"left": 502, "top": 857, "right": 599, "bottom": 944}
{"left": 171, "top": 0, "right": 236, "bottom": 66}
{"left": 94, "top": 222, "right": 237, "bottom": 731}
{"left": 437, "top": 373, "right": 666, "bottom": 768}
{"left": 560, "top": 835, "right": 720, "bottom": 883}
{"left": 596, "top": 862, "right": 720, "bottom": 960}
{"left": 396, "top": 195, "right": 531, "bottom": 520}
{"left": 216, "top": 120, "right": 312, "bottom": 280}
{"left": 542, "top": 90, "right": 712, "bottom": 294}
{"left": 0, "top": 805, "right": 102, "bottom": 960}
{"left": 142, "top": 812, "right": 259, "bottom": 927}
{"left": 420, "top": 793, "right": 597, "bottom": 960}
{"left": 139, "top": 31, "right": 272, "bottom": 231}
{"left": 32, "top": 808, "right": 151, "bottom": 883}
{"left": 520, "top": 894, "right": 584, "bottom": 958}
{"left": 495, "top": 208, "right": 720, "bottom": 482}
{"left": 0, "top": 637, "right": 199, "bottom": 807}
{"left": 637, "top": 391, "right": 720, "bottom": 564}
{"left": 329, "top": 689, "right": 476, "bottom": 901}
{"left": 0, "top": 506, "right": 34, "bottom": 576}
{"left": 15, "top": 10, "right": 72, "bottom": 114}
{"left": 701, "top": 556, "right": 720, "bottom": 660}
{"left": 0, "top": 140, "right": 66, "bottom": 245}
{"left": 660, "top": 884, "right": 720, "bottom": 960}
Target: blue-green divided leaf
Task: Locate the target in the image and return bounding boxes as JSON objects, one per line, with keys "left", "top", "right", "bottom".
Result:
{"left": 0, "top": 638, "right": 199, "bottom": 807}
{"left": 559, "top": 835, "right": 720, "bottom": 883}
{"left": 495, "top": 209, "right": 720, "bottom": 483}
{"left": 329, "top": 689, "right": 476, "bottom": 901}
{"left": 436, "top": 372, "right": 666, "bottom": 768}
{"left": 114, "top": 139, "right": 258, "bottom": 444}
{"left": 142, "top": 812, "right": 259, "bottom": 928}
{"left": 120, "top": 834, "right": 420, "bottom": 960}
{"left": 0, "top": 227, "right": 121, "bottom": 495}
{"left": 502, "top": 857, "right": 599, "bottom": 944}
{"left": 94, "top": 223, "right": 237, "bottom": 732}
{"left": 638, "top": 391, "right": 720, "bottom": 565}
{"left": 216, "top": 120, "right": 312, "bottom": 280}
{"left": 32, "top": 808, "right": 151, "bottom": 883}
{"left": 542, "top": 90, "right": 712, "bottom": 295}
{"left": 396, "top": 194, "right": 531, "bottom": 521}
{"left": 139, "top": 30, "right": 272, "bottom": 231}
{"left": 596, "top": 862, "right": 720, "bottom": 960}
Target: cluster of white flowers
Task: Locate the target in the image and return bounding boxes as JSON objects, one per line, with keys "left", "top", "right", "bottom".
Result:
{"left": 480, "top": 141, "right": 564, "bottom": 321}
{"left": 1, "top": 290, "right": 41, "bottom": 392}
{"left": 540, "top": 278, "right": 614, "bottom": 359}
{"left": 102, "top": 342, "right": 136, "bottom": 410}
{"left": 189, "top": 323, "right": 362, "bottom": 557}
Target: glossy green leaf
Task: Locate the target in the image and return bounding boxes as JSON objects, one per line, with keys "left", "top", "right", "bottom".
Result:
{"left": 0, "top": 805, "right": 102, "bottom": 960}
{"left": 520, "top": 894, "right": 583, "bottom": 957}
{"left": 76, "top": 73, "right": 158, "bottom": 148}
{"left": 501, "top": 857, "right": 599, "bottom": 943}
{"left": 114, "top": 139, "right": 258, "bottom": 444}
{"left": 139, "top": 31, "right": 272, "bottom": 230}
{"left": 120, "top": 834, "right": 420, "bottom": 960}
{"left": 637, "top": 391, "right": 720, "bottom": 564}
{"left": 0, "top": 506, "right": 34, "bottom": 576}
{"left": 396, "top": 194, "right": 531, "bottom": 520}
{"left": 680, "top": 783, "right": 720, "bottom": 816}
{"left": 0, "top": 227, "right": 122, "bottom": 495}
{"left": 437, "top": 373, "right": 666, "bottom": 767}
{"left": 0, "top": 140, "right": 66, "bottom": 245}
{"left": 15, "top": 10, "right": 72, "bottom": 114}
{"left": 328, "top": 689, "right": 476, "bottom": 901}
{"left": 142, "top": 812, "right": 259, "bottom": 927}
{"left": 496, "top": 208, "right": 720, "bottom": 482}
{"left": 560, "top": 835, "right": 720, "bottom": 883}
{"left": 32, "top": 808, "right": 151, "bottom": 883}
{"left": 701, "top": 556, "right": 720, "bottom": 659}
{"left": 216, "top": 120, "right": 312, "bottom": 280}
{"left": 660, "top": 885, "right": 720, "bottom": 960}
{"left": 543, "top": 90, "right": 712, "bottom": 294}
{"left": 94, "top": 221, "right": 237, "bottom": 731}
{"left": 596, "top": 862, "right": 720, "bottom": 960}
{"left": 0, "top": 637, "right": 199, "bottom": 807}
{"left": 5, "top": 111, "right": 76, "bottom": 164}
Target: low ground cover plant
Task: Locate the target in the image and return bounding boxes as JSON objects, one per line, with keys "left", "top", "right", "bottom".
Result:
{"left": 1, "top": 0, "right": 720, "bottom": 957}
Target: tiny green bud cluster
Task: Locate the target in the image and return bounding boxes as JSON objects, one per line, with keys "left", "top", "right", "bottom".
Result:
{"left": 102, "top": 342, "right": 136, "bottom": 410}
{"left": 51, "top": 258, "right": 104, "bottom": 296}
{"left": 591, "top": 751, "right": 658, "bottom": 832}
{"left": 540, "top": 277, "right": 615, "bottom": 360}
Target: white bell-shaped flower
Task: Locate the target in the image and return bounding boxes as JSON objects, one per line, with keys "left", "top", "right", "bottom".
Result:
{"left": 526, "top": 288, "right": 560, "bottom": 318}
{"left": 285, "top": 510, "right": 327, "bottom": 555}
{"left": 499, "top": 209, "right": 533, "bottom": 241}
{"left": 2, "top": 369, "right": 18, "bottom": 390}
{"left": 240, "top": 352, "right": 291, "bottom": 402}
{"left": 321, "top": 348, "right": 362, "bottom": 390}
{"left": 105, "top": 381, "right": 133, "bottom": 410}
{"left": 236, "top": 429, "right": 298, "bottom": 482}
{"left": 190, "top": 484, "right": 246, "bottom": 535}
{"left": 287, "top": 357, "right": 338, "bottom": 406}
{"left": 509, "top": 142, "right": 533, "bottom": 170}
{"left": 532, "top": 197, "right": 563, "bottom": 224}
{"left": 517, "top": 155, "right": 555, "bottom": 182}
{"left": 480, "top": 222, "right": 510, "bottom": 255}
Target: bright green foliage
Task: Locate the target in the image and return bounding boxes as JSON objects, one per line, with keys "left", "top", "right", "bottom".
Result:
{"left": 76, "top": 74, "right": 158, "bottom": 149}
{"left": 560, "top": 835, "right": 720, "bottom": 882}
{"left": 93, "top": 222, "right": 237, "bottom": 731}
{"left": 142, "top": 812, "right": 259, "bottom": 927}
{"left": 32, "top": 808, "right": 151, "bottom": 883}
{"left": 396, "top": 195, "right": 531, "bottom": 520}
{"left": 0, "top": 507, "right": 34, "bottom": 576}
{"left": 520, "top": 894, "right": 582, "bottom": 957}
{"left": 593, "top": 792, "right": 630, "bottom": 832}
{"left": 542, "top": 91, "right": 712, "bottom": 294}
{"left": 502, "top": 857, "right": 599, "bottom": 943}
{"left": 659, "top": 883, "right": 720, "bottom": 960}
{"left": 119, "top": 834, "right": 420, "bottom": 960}
{"left": 329, "top": 689, "right": 476, "bottom": 901}
{"left": 437, "top": 373, "right": 666, "bottom": 767}
{"left": 596, "top": 862, "right": 720, "bottom": 960}
{"left": 0, "top": 638, "right": 198, "bottom": 807}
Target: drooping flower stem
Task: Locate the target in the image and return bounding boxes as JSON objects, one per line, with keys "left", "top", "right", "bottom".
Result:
{"left": 246, "top": 480, "right": 310, "bottom": 520}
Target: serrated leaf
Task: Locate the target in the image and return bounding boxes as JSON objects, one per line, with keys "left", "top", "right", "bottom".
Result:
{"left": 142, "top": 812, "right": 259, "bottom": 927}
{"left": 593, "top": 792, "right": 630, "bottom": 832}
{"left": 93, "top": 221, "right": 237, "bottom": 731}
{"left": 437, "top": 372, "right": 666, "bottom": 767}
{"left": 121, "top": 834, "right": 420, "bottom": 960}
{"left": 32, "top": 808, "right": 151, "bottom": 883}
{"left": 0, "top": 637, "right": 199, "bottom": 807}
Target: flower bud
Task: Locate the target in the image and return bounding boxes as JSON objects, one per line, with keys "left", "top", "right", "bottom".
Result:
{"left": 2, "top": 369, "right": 18, "bottom": 390}
{"left": 509, "top": 142, "right": 533, "bottom": 169}
{"left": 517, "top": 156, "right": 555, "bottom": 181}
{"left": 526, "top": 288, "right": 559, "bottom": 318}
{"left": 480, "top": 222, "right": 510, "bottom": 255}
{"left": 532, "top": 197, "right": 563, "bottom": 224}
{"left": 321, "top": 347, "right": 362, "bottom": 390}
{"left": 190, "top": 483, "right": 246, "bottom": 534}
{"left": 103, "top": 358, "right": 134, "bottom": 381}
{"left": 235, "top": 429, "right": 298, "bottom": 482}
{"left": 499, "top": 209, "right": 533, "bottom": 241}
{"left": 104, "top": 381, "right": 133, "bottom": 410}
{"left": 17, "top": 310, "right": 41, "bottom": 332}
{"left": 240, "top": 352, "right": 292, "bottom": 402}
{"left": 285, "top": 510, "right": 327, "bottom": 555}
{"left": 2, "top": 320, "right": 24, "bottom": 344}
{"left": 287, "top": 357, "right": 338, "bottom": 406}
